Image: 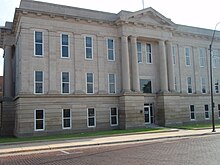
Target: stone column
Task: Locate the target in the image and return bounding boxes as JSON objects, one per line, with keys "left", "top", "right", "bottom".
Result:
{"left": 3, "top": 45, "right": 12, "bottom": 98}
{"left": 166, "top": 41, "right": 175, "bottom": 92}
{"left": 159, "top": 40, "right": 168, "bottom": 92}
{"left": 121, "top": 36, "right": 131, "bottom": 92}
{"left": 130, "top": 36, "right": 140, "bottom": 92}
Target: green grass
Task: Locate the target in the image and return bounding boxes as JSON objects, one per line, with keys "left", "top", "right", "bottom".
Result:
{"left": 0, "top": 127, "right": 166, "bottom": 144}
{"left": 169, "top": 123, "right": 220, "bottom": 130}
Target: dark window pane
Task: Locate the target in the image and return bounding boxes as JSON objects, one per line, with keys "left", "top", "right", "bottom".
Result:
{"left": 64, "top": 119, "right": 70, "bottom": 128}
{"left": 87, "top": 84, "right": 93, "bottom": 93}
{"left": 35, "top": 83, "right": 43, "bottom": 93}
{"left": 35, "top": 44, "right": 43, "bottom": 55}
{"left": 36, "top": 110, "right": 43, "bottom": 119}
{"left": 88, "top": 109, "right": 94, "bottom": 116}
{"left": 35, "top": 32, "right": 42, "bottom": 43}
{"left": 111, "top": 108, "right": 117, "bottom": 115}
{"left": 191, "top": 113, "right": 195, "bottom": 119}
{"left": 86, "top": 37, "right": 92, "bottom": 47}
{"left": 62, "top": 72, "right": 69, "bottom": 82}
{"left": 89, "top": 118, "right": 95, "bottom": 126}
{"left": 63, "top": 109, "right": 70, "bottom": 118}
{"left": 62, "top": 34, "right": 68, "bottom": 45}
{"left": 108, "top": 39, "right": 113, "bottom": 49}
{"left": 35, "top": 71, "right": 43, "bottom": 81}
{"left": 86, "top": 48, "right": 92, "bottom": 58}
{"left": 111, "top": 117, "right": 117, "bottom": 125}
{"left": 87, "top": 73, "right": 93, "bottom": 82}
{"left": 108, "top": 50, "right": 114, "bottom": 60}
{"left": 62, "top": 83, "right": 69, "bottom": 93}
{"left": 62, "top": 46, "right": 69, "bottom": 57}
{"left": 36, "top": 120, "right": 43, "bottom": 129}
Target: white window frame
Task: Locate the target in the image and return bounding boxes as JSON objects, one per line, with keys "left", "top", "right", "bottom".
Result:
{"left": 146, "top": 43, "right": 152, "bottom": 64}
{"left": 110, "top": 107, "right": 118, "bottom": 126}
{"left": 137, "top": 42, "right": 143, "bottom": 63}
{"left": 60, "top": 33, "right": 70, "bottom": 58}
{"left": 87, "top": 108, "right": 96, "bottom": 128}
{"left": 86, "top": 73, "right": 94, "bottom": 94}
{"left": 199, "top": 48, "right": 206, "bottom": 67}
{"left": 34, "top": 109, "right": 45, "bottom": 131}
{"left": 172, "top": 45, "right": 177, "bottom": 65}
{"left": 107, "top": 38, "right": 115, "bottom": 61}
{"left": 61, "top": 72, "right": 70, "bottom": 94}
{"left": 34, "top": 31, "right": 44, "bottom": 56}
{"left": 212, "top": 49, "right": 218, "bottom": 68}
{"left": 215, "top": 79, "right": 219, "bottom": 94}
{"left": 85, "top": 36, "right": 93, "bottom": 60}
{"left": 34, "top": 71, "right": 44, "bottom": 94}
{"left": 201, "top": 77, "right": 206, "bottom": 94}
{"left": 185, "top": 47, "right": 191, "bottom": 66}
{"left": 108, "top": 74, "right": 116, "bottom": 94}
{"left": 190, "top": 105, "right": 196, "bottom": 121}
{"left": 62, "top": 109, "right": 72, "bottom": 129}
{"left": 187, "top": 77, "right": 193, "bottom": 94}
{"left": 204, "top": 105, "right": 210, "bottom": 119}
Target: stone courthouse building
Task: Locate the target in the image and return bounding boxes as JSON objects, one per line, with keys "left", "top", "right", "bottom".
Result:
{"left": 0, "top": 0, "right": 220, "bottom": 137}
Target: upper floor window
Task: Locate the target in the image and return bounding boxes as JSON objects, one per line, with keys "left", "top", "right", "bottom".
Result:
{"left": 187, "top": 77, "right": 192, "bottom": 94}
{"left": 61, "top": 34, "right": 69, "bottom": 58}
{"left": 199, "top": 48, "right": 206, "bottom": 67}
{"left": 140, "top": 79, "right": 152, "bottom": 93}
{"left": 137, "top": 42, "right": 143, "bottom": 63}
{"left": 146, "top": 43, "right": 152, "bottom": 64}
{"left": 201, "top": 77, "right": 206, "bottom": 94}
{"left": 212, "top": 50, "right": 219, "bottom": 68}
{"left": 215, "top": 79, "right": 219, "bottom": 94}
{"left": 174, "top": 76, "right": 178, "bottom": 91}
{"left": 108, "top": 74, "right": 116, "bottom": 94}
{"left": 86, "top": 73, "right": 94, "bottom": 94}
{"left": 185, "top": 47, "right": 191, "bottom": 66}
{"left": 61, "top": 72, "right": 70, "bottom": 94}
{"left": 34, "top": 71, "right": 44, "bottom": 94}
{"left": 172, "top": 45, "right": 177, "bottom": 65}
{"left": 107, "top": 39, "right": 115, "bottom": 61}
{"left": 85, "top": 36, "right": 93, "bottom": 60}
{"left": 34, "top": 31, "right": 43, "bottom": 56}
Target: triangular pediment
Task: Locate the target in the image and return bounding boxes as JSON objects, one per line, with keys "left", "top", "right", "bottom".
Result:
{"left": 118, "top": 7, "right": 175, "bottom": 27}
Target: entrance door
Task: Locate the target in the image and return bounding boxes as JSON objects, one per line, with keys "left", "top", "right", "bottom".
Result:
{"left": 144, "top": 105, "right": 154, "bottom": 124}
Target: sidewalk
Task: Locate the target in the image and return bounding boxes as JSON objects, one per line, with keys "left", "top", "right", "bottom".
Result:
{"left": 0, "top": 128, "right": 219, "bottom": 155}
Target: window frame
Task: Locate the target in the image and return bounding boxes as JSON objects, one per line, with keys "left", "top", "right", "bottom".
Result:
{"left": 137, "top": 42, "right": 143, "bottom": 63}
{"left": 110, "top": 107, "right": 118, "bottom": 126}
{"left": 60, "top": 33, "right": 70, "bottom": 58}
{"left": 34, "top": 71, "right": 44, "bottom": 94}
{"left": 108, "top": 73, "right": 116, "bottom": 94}
{"left": 187, "top": 77, "right": 193, "bottom": 94}
{"left": 140, "top": 79, "right": 152, "bottom": 93}
{"left": 85, "top": 36, "right": 93, "bottom": 60}
{"left": 62, "top": 109, "right": 72, "bottom": 129}
{"left": 218, "top": 104, "right": 220, "bottom": 118}
{"left": 190, "top": 105, "right": 196, "bottom": 120}
{"left": 107, "top": 38, "right": 115, "bottom": 61}
{"left": 215, "top": 79, "right": 219, "bottom": 94}
{"left": 34, "top": 109, "right": 45, "bottom": 131}
{"left": 146, "top": 43, "right": 152, "bottom": 64}
{"left": 201, "top": 77, "right": 206, "bottom": 94}
{"left": 86, "top": 72, "right": 94, "bottom": 94}
{"left": 185, "top": 47, "right": 191, "bottom": 66}
{"left": 199, "top": 48, "right": 206, "bottom": 67}
{"left": 34, "top": 31, "right": 44, "bottom": 56}
{"left": 61, "top": 72, "right": 70, "bottom": 94}
{"left": 204, "top": 104, "right": 210, "bottom": 119}
{"left": 172, "top": 45, "right": 177, "bottom": 65}
{"left": 87, "top": 108, "right": 96, "bottom": 128}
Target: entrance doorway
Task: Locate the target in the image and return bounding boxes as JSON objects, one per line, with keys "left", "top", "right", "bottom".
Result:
{"left": 144, "top": 104, "right": 154, "bottom": 124}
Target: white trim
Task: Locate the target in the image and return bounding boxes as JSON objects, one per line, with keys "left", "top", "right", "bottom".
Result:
{"left": 87, "top": 108, "right": 96, "bottom": 128}
{"left": 84, "top": 36, "right": 93, "bottom": 60}
{"left": 34, "top": 109, "right": 45, "bottom": 131}
{"left": 34, "top": 71, "right": 44, "bottom": 94}
{"left": 61, "top": 72, "right": 70, "bottom": 94}
{"left": 86, "top": 72, "right": 94, "bottom": 94}
{"left": 108, "top": 73, "right": 116, "bottom": 94}
{"left": 185, "top": 47, "right": 191, "bottom": 66}
{"left": 144, "top": 105, "right": 151, "bottom": 124}
{"left": 186, "top": 77, "right": 193, "bottom": 94}
{"left": 34, "top": 31, "right": 44, "bottom": 57}
{"left": 110, "top": 107, "right": 118, "bottom": 126}
{"left": 60, "top": 33, "right": 70, "bottom": 58}
{"left": 137, "top": 41, "right": 143, "bottom": 63}
{"left": 146, "top": 43, "right": 152, "bottom": 64}
{"left": 62, "top": 109, "right": 72, "bottom": 129}
{"left": 107, "top": 38, "right": 115, "bottom": 61}
{"left": 199, "top": 48, "right": 206, "bottom": 67}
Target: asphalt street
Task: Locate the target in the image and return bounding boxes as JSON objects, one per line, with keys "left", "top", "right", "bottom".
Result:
{"left": 1, "top": 133, "right": 220, "bottom": 165}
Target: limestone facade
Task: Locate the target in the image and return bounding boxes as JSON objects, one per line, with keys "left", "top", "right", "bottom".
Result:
{"left": 1, "top": 0, "right": 220, "bottom": 137}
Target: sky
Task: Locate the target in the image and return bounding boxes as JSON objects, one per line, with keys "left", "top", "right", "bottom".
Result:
{"left": 0, "top": 0, "right": 220, "bottom": 75}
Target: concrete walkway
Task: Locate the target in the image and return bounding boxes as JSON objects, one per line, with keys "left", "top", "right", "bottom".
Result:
{"left": 0, "top": 128, "right": 219, "bottom": 155}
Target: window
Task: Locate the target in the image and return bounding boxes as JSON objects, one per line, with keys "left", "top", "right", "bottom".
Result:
{"left": 140, "top": 79, "right": 152, "bottom": 93}
{"left": 218, "top": 104, "right": 220, "bottom": 118}
{"left": 137, "top": 42, "right": 142, "bottom": 63}
{"left": 86, "top": 73, "right": 94, "bottom": 94}
{"left": 146, "top": 43, "right": 152, "bottom": 63}
{"left": 62, "top": 109, "right": 71, "bottom": 129}
{"left": 204, "top": 105, "right": 210, "bottom": 119}
{"left": 87, "top": 108, "right": 96, "bottom": 127}
{"left": 110, "top": 107, "right": 118, "bottom": 126}
{"left": 108, "top": 74, "right": 116, "bottom": 94}
{"left": 34, "top": 71, "right": 43, "bottom": 94}
{"left": 61, "top": 72, "right": 70, "bottom": 94}
{"left": 107, "top": 39, "right": 115, "bottom": 61}
{"left": 85, "top": 36, "right": 93, "bottom": 59}
{"left": 215, "top": 79, "right": 219, "bottom": 94}
{"left": 34, "top": 31, "right": 43, "bottom": 56}
{"left": 199, "top": 48, "right": 206, "bottom": 67}
{"left": 201, "top": 77, "right": 206, "bottom": 94}
{"left": 185, "top": 47, "right": 191, "bottom": 66}
{"left": 187, "top": 77, "right": 192, "bottom": 94}
{"left": 174, "top": 76, "right": 178, "bottom": 91}
{"left": 34, "top": 110, "right": 45, "bottom": 131}
{"left": 61, "top": 34, "right": 69, "bottom": 58}
{"left": 190, "top": 105, "right": 195, "bottom": 120}
{"left": 172, "top": 45, "right": 177, "bottom": 65}
{"left": 212, "top": 50, "right": 218, "bottom": 68}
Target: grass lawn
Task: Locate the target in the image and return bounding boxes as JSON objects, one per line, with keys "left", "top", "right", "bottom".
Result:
{"left": 0, "top": 127, "right": 167, "bottom": 144}
{"left": 169, "top": 123, "right": 220, "bottom": 130}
